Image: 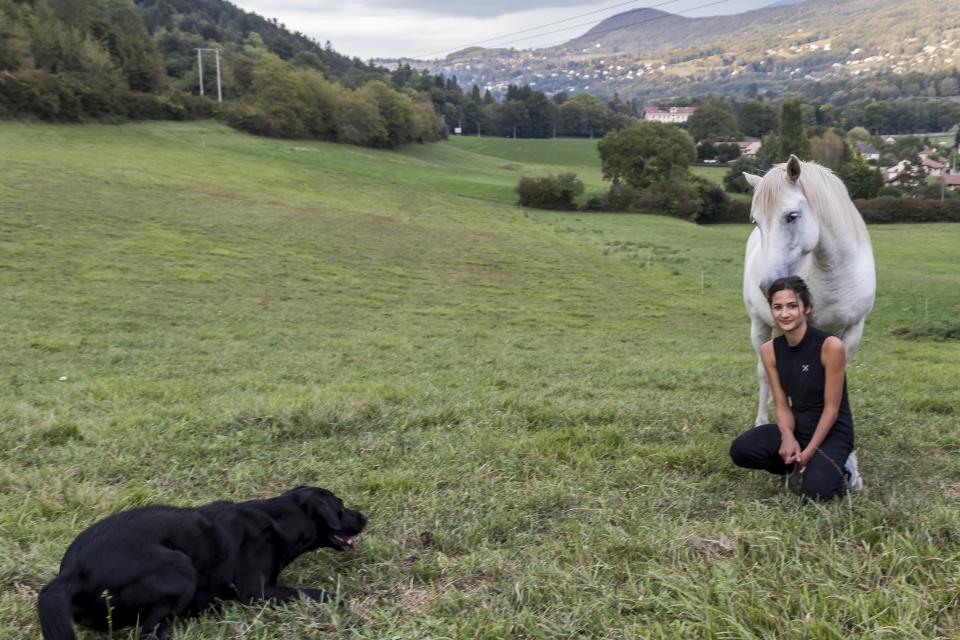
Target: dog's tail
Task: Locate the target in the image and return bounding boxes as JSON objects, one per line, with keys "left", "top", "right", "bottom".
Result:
{"left": 37, "top": 577, "right": 76, "bottom": 640}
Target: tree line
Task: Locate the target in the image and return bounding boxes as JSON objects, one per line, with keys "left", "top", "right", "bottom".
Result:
{"left": 674, "top": 95, "right": 958, "bottom": 200}
{"left": 518, "top": 95, "right": 960, "bottom": 220}
{"left": 392, "top": 66, "right": 639, "bottom": 139}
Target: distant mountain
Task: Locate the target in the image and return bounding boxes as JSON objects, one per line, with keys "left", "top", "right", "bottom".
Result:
{"left": 417, "top": 0, "right": 959, "bottom": 100}
{"left": 560, "top": 6, "right": 769, "bottom": 57}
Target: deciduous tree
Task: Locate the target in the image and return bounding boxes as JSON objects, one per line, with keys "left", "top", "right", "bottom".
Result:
{"left": 598, "top": 121, "right": 695, "bottom": 189}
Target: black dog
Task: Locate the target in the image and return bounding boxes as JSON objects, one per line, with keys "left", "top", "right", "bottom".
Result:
{"left": 38, "top": 486, "right": 366, "bottom": 640}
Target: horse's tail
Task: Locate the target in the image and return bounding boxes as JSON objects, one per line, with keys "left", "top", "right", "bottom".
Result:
{"left": 37, "top": 577, "right": 77, "bottom": 640}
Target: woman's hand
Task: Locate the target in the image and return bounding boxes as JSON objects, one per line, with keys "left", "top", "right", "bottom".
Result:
{"left": 797, "top": 447, "right": 816, "bottom": 473}
{"left": 779, "top": 436, "right": 802, "bottom": 465}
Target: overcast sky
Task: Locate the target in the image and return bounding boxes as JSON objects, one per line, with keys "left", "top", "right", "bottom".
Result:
{"left": 231, "top": 0, "right": 788, "bottom": 60}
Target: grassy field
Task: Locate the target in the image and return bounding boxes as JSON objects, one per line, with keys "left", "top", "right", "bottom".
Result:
{"left": 443, "top": 136, "right": 744, "bottom": 202}
{"left": 1, "top": 121, "right": 959, "bottom": 639}
{"left": 445, "top": 136, "right": 601, "bottom": 169}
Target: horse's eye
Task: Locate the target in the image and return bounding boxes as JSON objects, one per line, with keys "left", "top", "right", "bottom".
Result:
{"left": 786, "top": 212, "right": 800, "bottom": 222}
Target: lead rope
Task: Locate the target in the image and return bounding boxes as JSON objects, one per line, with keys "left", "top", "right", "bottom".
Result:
{"left": 784, "top": 449, "right": 855, "bottom": 509}
{"left": 813, "top": 448, "right": 855, "bottom": 510}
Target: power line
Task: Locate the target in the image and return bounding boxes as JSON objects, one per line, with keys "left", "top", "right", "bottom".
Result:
{"left": 410, "top": 0, "right": 687, "bottom": 60}
{"left": 539, "top": 0, "right": 735, "bottom": 52}
{"left": 410, "top": 0, "right": 739, "bottom": 61}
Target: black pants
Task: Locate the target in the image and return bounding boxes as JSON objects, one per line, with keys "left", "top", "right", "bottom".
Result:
{"left": 729, "top": 424, "right": 854, "bottom": 501}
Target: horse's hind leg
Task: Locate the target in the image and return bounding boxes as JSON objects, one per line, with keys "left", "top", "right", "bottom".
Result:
{"left": 839, "top": 320, "right": 865, "bottom": 362}
{"left": 754, "top": 359, "right": 770, "bottom": 425}
{"left": 750, "top": 318, "right": 772, "bottom": 425}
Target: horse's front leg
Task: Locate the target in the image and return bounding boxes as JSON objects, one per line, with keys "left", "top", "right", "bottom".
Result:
{"left": 750, "top": 318, "right": 772, "bottom": 425}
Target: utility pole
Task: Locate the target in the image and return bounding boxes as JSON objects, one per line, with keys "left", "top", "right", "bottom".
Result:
{"left": 215, "top": 48, "right": 222, "bottom": 104}
{"left": 946, "top": 142, "right": 958, "bottom": 203}
{"left": 195, "top": 48, "right": 223, "bottom": 103}
{"left": 513, "top": 124, "right": 517, "bottom": 139}
{"left": 197, "top": 48, "right": 204, "bottom": 97}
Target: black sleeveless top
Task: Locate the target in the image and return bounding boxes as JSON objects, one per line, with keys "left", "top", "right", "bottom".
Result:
{"left": 773, "top": 326, "right": 854, "bottom": 439}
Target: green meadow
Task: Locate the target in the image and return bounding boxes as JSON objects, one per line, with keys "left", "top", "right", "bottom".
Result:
{"left": 1, "top": 121, "right": 959, "bottom": 639}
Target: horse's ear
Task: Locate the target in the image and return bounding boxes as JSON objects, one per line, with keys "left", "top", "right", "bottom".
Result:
{"left": 787, "top": 155, "right": 802, "bottom": 182}
{"left": 743, "top": 173, "right": 763, "bottom": 189}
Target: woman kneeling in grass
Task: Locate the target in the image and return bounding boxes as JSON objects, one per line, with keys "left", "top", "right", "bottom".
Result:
{"left": 730, "top": 276, "right": 862, "bottom": 500}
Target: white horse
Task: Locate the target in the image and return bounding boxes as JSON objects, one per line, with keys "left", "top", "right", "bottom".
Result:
{"left": 743, "top": 155, "right": 875, "bottom": 425}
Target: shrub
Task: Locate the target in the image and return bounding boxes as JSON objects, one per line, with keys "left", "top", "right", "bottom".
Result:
{"left": 854, "top": 196, "right": 960, "bottom": 223}
{"left": 585, "top": 175, "right": 747, "bottom": 224}
{"left": 716, "top": 142, "right": 742, "bottom": 163}
{"left": 224, "top": 103, "right": 277, "bottom": 137}
{"left": 337, "top": 90, "right": 389, "bottom": 147}
{"left": 723, "top": 156, "right": 761, "bottom": 194}
{"left": 610, "top": 183, "right": 646, "bottom": 211}
{"left": 703, "top": 198, "right": 752, "bottom": 224}
{"left": 516, "top": 173, "right": 584, "bottom": 210}
{"left": 638, "top": 176, "right": 701, "bottom": 220}
{"left": 695, "top": 181, "right": 730, "bottom": 224}
{"left": 0, "top": 69, "right": 213, "bottom": 123}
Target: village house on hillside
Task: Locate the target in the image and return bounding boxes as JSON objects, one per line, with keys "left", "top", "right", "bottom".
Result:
{"left": 735, "top": 140, "right": 762, "bottom": 157}
{"left": 883, "top": 160, "right": 911, "bottom": 185}
{"left": 922, "top": 156, "right": 947, "bottom": 177}
{"left": 643, "top": 106, "right": 696, "bottom": 123}
{"left": 856, "top": 142, "right": 880, "bottom": 161}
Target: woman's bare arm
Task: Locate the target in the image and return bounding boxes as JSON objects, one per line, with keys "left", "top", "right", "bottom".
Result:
{"left": 799, "top": 336, "right": 846, "bottom": 469}
{"left": 761, "top": 341, "right": 800, "bottom": 464}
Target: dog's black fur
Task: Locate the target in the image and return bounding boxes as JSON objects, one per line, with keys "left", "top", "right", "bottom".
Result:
{"left": 37, "top": 486, "right": 366, "bottom": 640}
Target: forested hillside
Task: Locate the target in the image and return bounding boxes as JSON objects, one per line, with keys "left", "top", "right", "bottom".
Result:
{"left": 131, "top": 0, "right": 380, "bottom": 91}
{"left": 0, "top": 0, "right": 443, "bottom": 148}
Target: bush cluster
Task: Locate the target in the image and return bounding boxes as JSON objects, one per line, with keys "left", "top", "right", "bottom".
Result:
{"left": 539, "top": 172, "right": 745, "bottom": 224}
{"left": 0, "top": 71, "right": 213, "bottom": 122}
{"left": 703, "top": 196, "right": 960, "bottom": 225}
{"left": 854, "top": 196, "right": 960, "bottom": 223}
{"left": 516, "top": 173, "right": 584, "bottom": 210}
{"left": 223, "top": 57, "right": 443, "bottom": 148}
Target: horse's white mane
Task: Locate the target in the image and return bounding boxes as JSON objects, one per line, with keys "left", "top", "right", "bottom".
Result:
{"left": 752, "top": 160, "right": 870, "bottom": 246}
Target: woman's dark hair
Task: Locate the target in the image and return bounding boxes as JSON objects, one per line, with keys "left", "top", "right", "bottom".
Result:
{"left": 766, "top": 275, "right": 813, "bottom": 308}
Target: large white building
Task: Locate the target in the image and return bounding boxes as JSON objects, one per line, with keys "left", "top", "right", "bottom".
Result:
{"left": 643, "top": 106, "right": 697, "bottom": 123}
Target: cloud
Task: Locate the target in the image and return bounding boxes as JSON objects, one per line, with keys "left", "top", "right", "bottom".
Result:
{"left": 239, "top": 0, "right": 596, "bottom": 19}
{"left": 232, "top": 0, "right": 779, "bottom": 60}
{"left": 236, "top": 1, "right": 612, "bottom": 59}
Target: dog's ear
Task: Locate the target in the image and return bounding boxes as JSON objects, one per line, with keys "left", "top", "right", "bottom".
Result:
{"left": 289, "top": 487, "right": 343, "bottom": 531}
